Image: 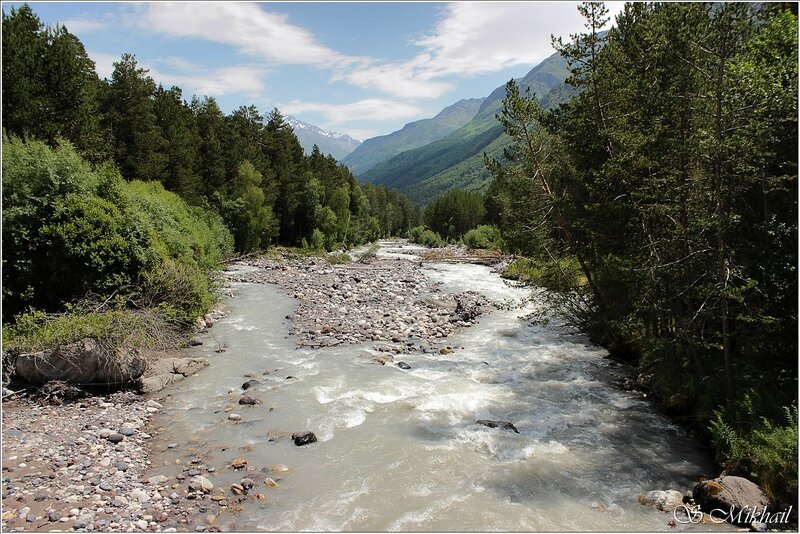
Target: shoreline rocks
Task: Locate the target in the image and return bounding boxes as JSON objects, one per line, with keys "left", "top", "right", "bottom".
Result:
{"left": 232, "top": 252, "right": 489, "bottom": 351}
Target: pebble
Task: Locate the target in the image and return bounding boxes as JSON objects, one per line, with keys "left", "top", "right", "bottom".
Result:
{"left": 118, "top": 424, "right": 136, "bottom": 436}
{"left": 106, "top": 433, "right": 125, "bottom": 444}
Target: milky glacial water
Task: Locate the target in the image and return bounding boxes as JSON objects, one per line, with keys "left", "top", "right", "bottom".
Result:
{"left": 152, "top": 242, "right": 724, "bottom": 532}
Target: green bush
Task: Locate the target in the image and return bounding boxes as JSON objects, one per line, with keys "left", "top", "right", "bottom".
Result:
{"left": 325, "top": 253, "right": 352, "bottom": 265}
{"left": 3, "top": 305, "right": 178, "bottom": 355}
{"left": 463, "top": 225, "right": 504, "bottom": 250}
{"left": 710, "top": 399, "right": 798, "bottom": 506}
{"left": 309, "top": 228, "right": 325, "bottom": 250}
{"left": 503, "top": 257, "right": 584, "bottom": 290}
{"left": 408, "top": 225, "right": 444, "bottom": 248}
{"left": 2, "top": 136, "right": 232, "bottom": 338}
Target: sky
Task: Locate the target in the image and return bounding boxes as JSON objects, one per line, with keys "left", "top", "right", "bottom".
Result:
{"left": 8, "top": 2, "right": 623, "bottom": 141}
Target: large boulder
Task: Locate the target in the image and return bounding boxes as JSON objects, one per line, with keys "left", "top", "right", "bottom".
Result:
{"left": 137, "top": 355, "right": 209, "bottom": 393}
{"left": 693, "top": 476, "right": 770, "bottom": 525}
{"left": 15, "top": 338, "right": 146, "bottom": 386}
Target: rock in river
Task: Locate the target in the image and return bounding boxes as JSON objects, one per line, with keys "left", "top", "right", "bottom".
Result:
{"left": 476, "top": 419, "right": 520, "bottom": 434}
{"left": 292, "top": 431, "right": 317, "bottom": 446}
{"left": 239, "top": 395, "right": 262, "bottom": 405}
{"left": 241, "top": 379, "right": 260, "bottom": 390}
{"left": 636, "top": 490, "right": 685, "bottom": 512}
{"left": 693, "top": 476, "right": 770, "bottom": 525}
{"left": 396, "top": 361, "right": 411, "bottom": 370}
{"left": 188, "top": 475, "right": 214, "bottom": 493}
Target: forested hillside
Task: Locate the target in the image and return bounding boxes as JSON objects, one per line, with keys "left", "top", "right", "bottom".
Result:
{"left": 359, "top": 51, "right": 572, "bottom": 204}
{"left": 342, "top": 98, "right": 484, "bottom": 175}
{"left": 486, "top": 2, "right": 797, "bottom": 505}
{"left": 2, "top": 4, "right": 416, "bottom": 332}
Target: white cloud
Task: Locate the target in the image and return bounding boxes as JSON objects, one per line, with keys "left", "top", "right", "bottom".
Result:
{"left": 137, "top": 2, "right": 364, "bottom": 69}
{"left": 62, "top": 17, "right": 109, "bottom": 34}
{"left": 88, "top": 50, "right": 266, "bottom": 98}
{"left": 281, "top": 99, "right": 426, "bottom": 124}
{"left": 133, "top": 2, "right": 626, "bottom": 102}
{"left": 87, "top": 51, "right": 119, "bottom": 79}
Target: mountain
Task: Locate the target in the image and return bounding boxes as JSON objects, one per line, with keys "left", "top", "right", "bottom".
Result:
{"left": 358, "top": 50, "right": 573, "bottom": 204}
{"left": 342, "top": 98, "right": 484, "bottom": 175}
{"left": 286, "top": 117, "right": 362, "bottom": 161}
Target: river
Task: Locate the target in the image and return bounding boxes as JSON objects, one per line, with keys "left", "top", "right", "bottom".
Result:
{"left": 149, "top": 241, "right": 721, "bottom": 531}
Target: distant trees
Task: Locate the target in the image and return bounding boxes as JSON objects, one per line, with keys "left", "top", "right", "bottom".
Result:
{"left": 423, "top": 189, "right": 485, "bottom": 241}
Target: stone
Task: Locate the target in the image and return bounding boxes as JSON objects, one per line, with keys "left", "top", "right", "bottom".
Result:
{"left": 636, "top": 490, "right": 685, "bottom": 512}
{"left": 136, "top": 519, "right": 149, "bottom": 530}
{"left": 241, "top": 380, "right": 260, "bottom": 390}
{"left": 230, "top": 458, "right": 248, "bottom": 470}
{"left": 396, "top": 361, "right": 411, "bottom": 370}
{"left": 693, "top": 476, "right": 770, "bottom": 526}
{"left": 118, "top": 424, "right": 136, "bottom": 436}
{"left": 106, "top": 433, "right": 125, "bottom": 444}
{"left": 113, "top": 460, "right": 129, "bottom": 472}
{"left": 99, "top": 482, "right": 113, "bottom": 491}
{"left": 147, "top": 475, "right": 169, "bottom": 485}
{"left": 48, "top": 511, "right": 61, "bottom": 522}
{"left": 750, "top": 522, "right": 768, "bottom": 532}
{"left": 271, "top": 464, "right": 292, "bottom": 474}
{"left": 188, "top": 338, "right": 203, "bottom": 347}
{"left": 263, "top": 478, "right": 279, "bottom": 488}
{"left": 239, "top": 478, "right": 254, "bottom": 491}
{"left": 292, "top": 431, "right": 317, "bottom": 446}
{"left": 476, "top": 419, "right": 520, "bottom": 433}
{"left": 188, "top": 475, "right": 214, "bottom": 494}
{"left": 138, "top": 356, "right": 210, "bottom": 393}
{"left": 98, "top": 428, "right": 113, "bottom": 439}
{"left": 228, "top": 413, "right": 241, "bottom": 422}
{"left": 238, "top": 395, "right": 262, "bottom": 406}
{"left": 230, "top": 484, "right": 244, "bottom": 495}
{"left": 131, "top": 489, "right": 150, "bottom": 503}
{"left": 146, "top": 400, "right": 163, "bottom": 409}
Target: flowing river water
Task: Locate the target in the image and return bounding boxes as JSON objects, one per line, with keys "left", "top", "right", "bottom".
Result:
{"left": 150, "top": 241, "right": 722, "bottom": 531}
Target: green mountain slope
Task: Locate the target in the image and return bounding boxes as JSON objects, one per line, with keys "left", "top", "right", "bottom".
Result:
{"left": 359, "top": 50, "right": 572, "bottom": 204}
{"left": 342, "top": 98, "right": 483, "bottom": 175}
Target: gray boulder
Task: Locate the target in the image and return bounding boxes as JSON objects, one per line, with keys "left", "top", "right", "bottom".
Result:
{"left": 693, "top": 476, "right": 770, "bottom": 525}
{"left": 138, "top": 356, "right": 209, "bottom": 393}
{"left": 476, "top": 419, "right": 520, "bottom": 433}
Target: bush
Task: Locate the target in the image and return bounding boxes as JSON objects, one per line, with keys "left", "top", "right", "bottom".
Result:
{"left": 325, "top": 253, "right": 352, "bottom": 265}
{"left": 408, "top": 225, "right": 444, "bottom": 248}
{"left": 463, "top": 225, "right": 504, "bottom": 250}
{"left": 502, "top": 257, "right": 584, "bottom": 290}
{"left": 2, "top": 136, "right": 232, "bottom": 338}
{"left": 710, "top": 399, "right": 798, "bottom": 506}
{"left": 3, "top": 305, "right": 179, "bottom": 355}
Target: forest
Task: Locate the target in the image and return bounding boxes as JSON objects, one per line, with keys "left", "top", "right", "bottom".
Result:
{"left": 485, "top": 2, "right": 798, "bottom": 505}
{"left": 2, "top": 4, "right": 416, "bottom": 328}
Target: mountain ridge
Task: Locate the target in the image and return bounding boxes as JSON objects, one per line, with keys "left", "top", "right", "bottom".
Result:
{"left": 358, "top": 50, "right": 572, "bottom": 204}
{"left": 286, "top": 117, "right": 362, "bottom": 161}
{"left": 342, "top": 98, "right": 484, "bottom": 175}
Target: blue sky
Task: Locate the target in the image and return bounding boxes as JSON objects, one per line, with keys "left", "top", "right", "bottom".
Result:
{"left": 8, "top": 2, "right": 622, "bottom": 140}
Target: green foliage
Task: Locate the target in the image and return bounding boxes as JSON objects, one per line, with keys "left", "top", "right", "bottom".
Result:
{"left": 711, "top": 398, "right": 798, "bottom": 505}
{"left": 423, "top": 189, "right": 486, "bottom": 241}
{"left": 408, "top": 225, "right": 444, "bottom": 248}
{"left": 309, "top": 229, "right": 325, "bottom": 251}
{"left": 502, "top": 257, "right": 584, "bottom": 290}
{"left": 2, "top": 136, "right": 231, "bottom": 331}
{"left": 325, "top": 253, "right": 352, "bottom": 265}
{"left": 463, "top": 225, "right": 503, "bottom": 250}
{"left": 3, "top": 305, "right": 178, "bottom": 355}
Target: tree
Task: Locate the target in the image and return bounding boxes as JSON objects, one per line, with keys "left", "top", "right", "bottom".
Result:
{"left": 103, "top": 54, "right": 167, "bottom": 182}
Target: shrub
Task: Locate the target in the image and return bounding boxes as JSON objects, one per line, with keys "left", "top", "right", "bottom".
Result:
{"left": 710, "top": 400, "right": 798, "bottom": 506}
{"left": 408, "top": 225, "right": 444, "bottom": 248}
{"left": 463, "top": 225, "right": 504, "bottom": 250}
{"left": 325, "top": 253, "right": 352, "bottom": 265}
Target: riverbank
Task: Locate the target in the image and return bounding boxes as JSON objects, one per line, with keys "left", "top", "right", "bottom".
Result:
{"left": 1, "top": 392, "right": 206, "bottom": 532}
